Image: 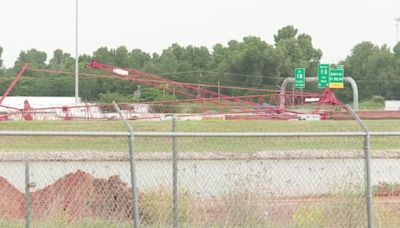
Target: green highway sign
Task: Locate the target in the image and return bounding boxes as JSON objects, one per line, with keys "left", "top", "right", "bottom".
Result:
{"left": 294, "top": 68, "right": 305, "bottom": 89}
{"left": 329, "top": 68, "right": 344, "bottom": 88}
{"left": 318, "top": 64, "right": 330, "bottom": 88}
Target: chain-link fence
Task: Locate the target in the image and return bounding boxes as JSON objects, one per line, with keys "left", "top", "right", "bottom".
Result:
{"left": 371, "top": 134, "right": 400, "bottom": 228}
{"left": 0, "top": 133, "right": 136, "bottom": 228}
{"left": 132, "top": 131, "right": 369, "bottom": 227}
{"left": 0, "top": 112, "right": 400, "bottom": 227}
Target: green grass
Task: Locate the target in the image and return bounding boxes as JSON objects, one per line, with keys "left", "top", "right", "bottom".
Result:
{"left": 1, "top": 119, "right": 400, "bottom": 133}
{"left": 3, "top": 119, "right": 400, "bottom": 132}
{"left": 0, "top": 120, "right": 399, "bottom": 152}
{"left": 358, "top": 101, "right": 385, "bottom": 110}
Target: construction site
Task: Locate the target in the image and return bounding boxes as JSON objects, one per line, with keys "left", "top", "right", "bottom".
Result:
{"left": 0, "top": 62, "right": 400, "bottom": 228}
{"left": 1, "top": 60, "right": 399, "bottom": 123}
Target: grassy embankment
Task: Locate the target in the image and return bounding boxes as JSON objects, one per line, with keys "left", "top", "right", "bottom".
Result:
{"left": 0, "top": 120, "right": 399, "bottom": 152}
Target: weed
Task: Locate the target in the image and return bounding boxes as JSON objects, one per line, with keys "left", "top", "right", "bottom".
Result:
{"left": 140, "top": 186, "right": 193, "bottom": 226}
{"left": 293, "top": 205, "right": 325, "bottom": 228}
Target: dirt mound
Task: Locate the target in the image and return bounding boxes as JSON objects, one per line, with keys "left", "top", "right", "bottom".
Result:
{"left": 0, "top": 170, "right": 138, "bottom": 222}
{"left": 89, "top": 175, "right": 134, "bottom": 220}
{"left": 0, "top": 177, "right": 25, "bottom": 219}
{"left": 30, "top": 170, "right": 96, "bottom": 220}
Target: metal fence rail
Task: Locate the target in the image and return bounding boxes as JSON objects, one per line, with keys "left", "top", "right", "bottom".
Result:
{"left": 1, "top": 98, "right": 400, "bottom": 228}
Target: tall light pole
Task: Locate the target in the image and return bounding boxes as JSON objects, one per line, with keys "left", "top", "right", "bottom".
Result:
{"left": 75, "top": 0, "right": 79, "bottom": 103}
{"left": 395, "top": 17, "right": 400, "bottom": 45}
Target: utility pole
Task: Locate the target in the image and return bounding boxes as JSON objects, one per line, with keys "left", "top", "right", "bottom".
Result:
{"left": 198, "top": 72, "right": 202, "bottom": 99}
{"left": 395, "top": 17, "right": 400, "bottom": 44}
{"left": 217, "top": 81, "right": 221, "bottom": 104}
{"left": 75, "top": 0, "right": 79, "bottom": 104}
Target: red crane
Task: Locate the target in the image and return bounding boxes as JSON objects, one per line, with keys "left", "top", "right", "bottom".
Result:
{"left": 0, "top": 64, "right": 29, "bottom": 105}
{"left": 0, "top": 64, "right": 31, "bottom": 120}
{"left": 85, "top": 60, "right": 259, "bottom": 111}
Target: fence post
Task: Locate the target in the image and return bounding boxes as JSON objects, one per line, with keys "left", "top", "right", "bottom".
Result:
{"left": 364, "top": 131, "right": 373, "bottom": 228}
{"left": 112, "top": 101, "right": 141, "bottom": 228}
{"left": 24, "top": 159, "right": 30, "bottom": 228}
{"left": 346, "top": 105, "right": 373, "bottom": 228}
{"left": 172, "top": 115, "right": 178, "bottom": 228}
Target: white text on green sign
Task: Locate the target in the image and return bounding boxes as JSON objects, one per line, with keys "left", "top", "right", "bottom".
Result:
{"left": 329, "top": 68, "right": 344, "bottom": 89}
{"left": 294, "top": 68, "right": 305, "bottom": 89}
{"left": 318, "top": 64, "right": 330, "bottom": 88}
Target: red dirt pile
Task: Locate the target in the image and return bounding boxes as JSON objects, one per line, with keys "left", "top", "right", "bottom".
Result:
{"left": 0, "top": 177, "right": 25, "bottom": 219}
{"left": 0, "top": 170, "right": 139, "bottom": 222}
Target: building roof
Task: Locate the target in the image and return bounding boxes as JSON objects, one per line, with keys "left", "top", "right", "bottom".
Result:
{"left": 0, "top": 96, "right": 81, "bottom": 111}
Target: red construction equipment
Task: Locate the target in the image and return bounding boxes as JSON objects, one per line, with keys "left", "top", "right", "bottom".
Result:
{"left": 86, "top": 60, "right": 231, "bottom": 100}
{"left": 0, "top": 64, "right": 29, "bottom": 105}
{"left": 22, "top": 100, "right": 33, "bottom": 121}
{"left": 313, "top": 87, "right": 348, "bottom": 112}
{"left": 0, "top": 61, "right": 352, "bottom": 121}
{"left": 86, "top": 60, "right": 263, "bottom": 116}
{"left": 84, "top": 60, "right": 351, "bottom": 118}
{"left": 0, "top": 64, "right": 30, "bottom": 121}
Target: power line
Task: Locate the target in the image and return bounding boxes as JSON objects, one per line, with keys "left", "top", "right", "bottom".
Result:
{"left": 2, "top": 74, "right": 400, "bottom": 85}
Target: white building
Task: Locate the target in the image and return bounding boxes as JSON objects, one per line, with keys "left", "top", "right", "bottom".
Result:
{"left": 0, "top": 96, "right": 80, "bottom": 112}
{"left": 385, "top": 100, "right": 400, "bottom": 111}
{"left": 0, "top": 96, "right": 150, "bottom": 120}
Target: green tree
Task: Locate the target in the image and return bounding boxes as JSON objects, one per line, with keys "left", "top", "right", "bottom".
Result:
{"left": 78, "top": 53, "right": 93, "bottom": 72}
{"left": 13, "top": 49, "right": 47, "bottom": 71}
{"left": 343, "top": 42, "right": 398, "bottom": 100}
{"left": 129, "top": 49, "right": 152, "bottom": 69}
{"left": 209, "top": 36, "right": 286, "bottom": 91}
{"left": 216, "top": 37, "right": 274, "bottom": 88}
{"left": 92, "top": 47, "right": 115, "bottom": 64}
{"left": 155, "top": 43, "right": 194, "bottom": 76}
{"left": 114, "top": 46, "right": 130, "bottom": 67}
{"left": 394, "top": 42, "right": 400, "bottom": 58}
{"left": 393, "top": 42, "right": 400, "bottom": 81}
{"left": 0, "top": 46, "right": 3, "bottom": 75}
{"left": 297, "top": 34, "right": 322, "bottom": 76}
{"left": 48, "top": 49, "right": 74, "bottom": 70}
{"left": 274, "top": 26, "right": 322, "bottom": 78}
{"left": 0, "top": 46, "right": 3, "bottom": 67}
{"left": 155, "top": 43, "right": 211, "bottom": 82}
{"left": 97, "top": 92, "right": 135, "bottom": 103}
{"left": 274, "top": 25, "right": 298, "bottom": 43}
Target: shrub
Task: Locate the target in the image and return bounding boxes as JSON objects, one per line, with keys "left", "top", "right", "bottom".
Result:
{"left": 221, "top": 190, "right": 268, "bottom": 227}
{"left": 140, "top": 186, "right": 192, "bottom": 226}
{"left": 293, "top": 205, "right": 325, "bottom": 228}
{"left": 294, "top": 183, "right": 367, "bottom": 228}
{"left": 371, "top": 95, "right": 385, "bottom": 104}
{"left": 97, "top": 92, "right": 135, "bottom": 104}
{"left": 372, "top": 182, "right": 400, "bottom": 197}
{"left": 324, "top": 183, "right": 367, "bottom": 227}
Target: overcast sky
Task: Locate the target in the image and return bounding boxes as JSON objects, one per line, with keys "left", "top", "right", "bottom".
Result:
{"left": 0, "top": 0, "right": 399, "bottom": 68}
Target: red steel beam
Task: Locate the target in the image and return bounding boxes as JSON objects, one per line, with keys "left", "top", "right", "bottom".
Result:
{"left": 0, "top": 63, "right": 29, "bottom": 105}
{"left": 29, "top": 68, "right": 320, "bottom": 97}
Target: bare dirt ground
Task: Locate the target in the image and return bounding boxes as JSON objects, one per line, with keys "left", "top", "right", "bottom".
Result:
{"left": 1, "top": 171, "right": 399, "bottom": 225}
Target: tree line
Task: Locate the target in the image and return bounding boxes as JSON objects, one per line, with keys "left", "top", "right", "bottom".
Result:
{"left": 0, "top": 25, "right": 400, "bottom": 103}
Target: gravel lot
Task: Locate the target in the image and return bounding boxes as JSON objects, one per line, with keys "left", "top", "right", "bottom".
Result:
{"left": 0, "top": 149, "right": 399, "bottom": 161}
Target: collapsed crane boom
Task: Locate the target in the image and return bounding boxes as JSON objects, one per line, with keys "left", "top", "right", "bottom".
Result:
{"left": 0, "top": 63, "right": 29, "bottom": 105}
{"left": 86, "top": 60, "right": 226, "bottom": 99}
{"left": 86, "top": 60, "right": 259, "bottom": 111}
